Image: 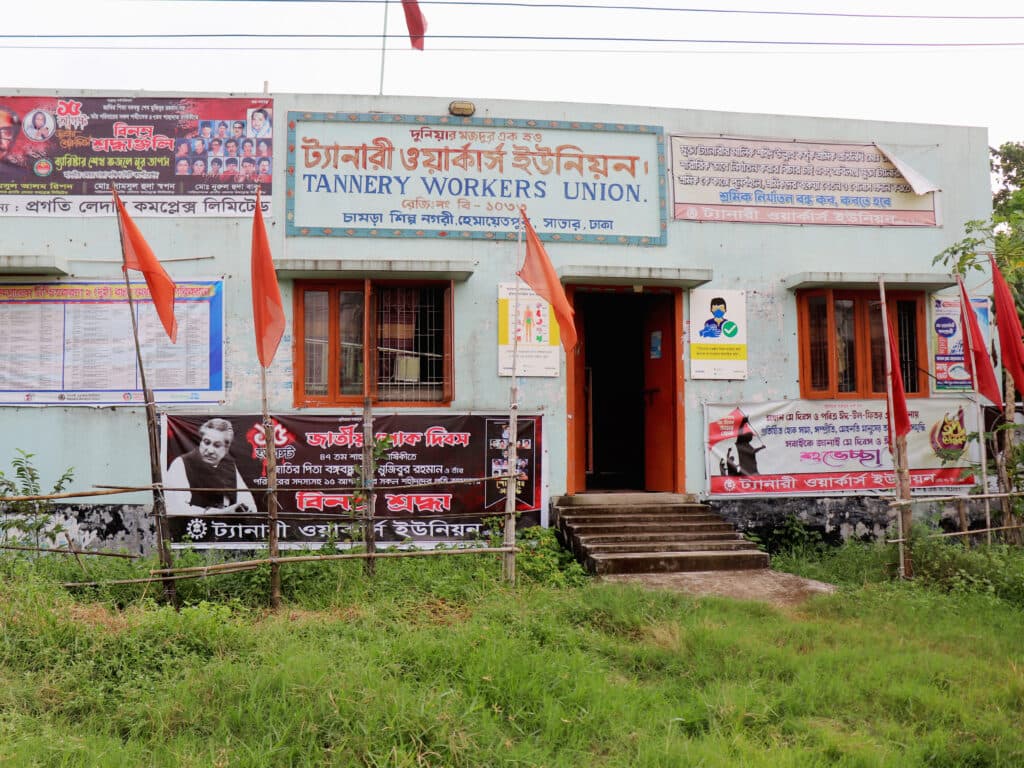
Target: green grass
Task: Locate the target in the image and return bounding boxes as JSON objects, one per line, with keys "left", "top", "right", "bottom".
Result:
{"left": 2, "top": 541, "right": 1024, "bottom": 766}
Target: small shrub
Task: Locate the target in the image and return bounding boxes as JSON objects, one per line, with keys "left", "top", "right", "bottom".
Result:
{"left": 0, "top": 449, "right": 75, "bottom": 551}
{"left": 515, "top": 526, "right": 589, "bottom": 588}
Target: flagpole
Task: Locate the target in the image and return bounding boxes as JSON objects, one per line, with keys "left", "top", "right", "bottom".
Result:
{"left": 503, "top": 224, "right": 523, "bottom": 585}
{"left": 251, "top": 184, "right": 285, "bottom": 606}
{"left": 261, "top": 365, "right": 281, "bottom": 609}
{"left": 958, "top": 275, "right": 993, "bottom": 544}
{"left": 879, "top": 278, "right": 911, "bottom": 578}
{"left": 115, "top": 189, "right": 176, "bottom": 605}
{"left": 378, "top": 0, "right": 390, "bottom": 95}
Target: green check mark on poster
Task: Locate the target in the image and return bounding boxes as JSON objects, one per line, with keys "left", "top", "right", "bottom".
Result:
{"left": 722, "top": 321, "right": 738, "bottom": 337}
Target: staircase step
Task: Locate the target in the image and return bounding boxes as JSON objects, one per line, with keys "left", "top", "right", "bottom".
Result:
{"left": 575, "top": 531, "right": 746, "bottom": 544}
{"left": 561, "top": 518, "right": 720, "bottom": 528}
{"left": 553, "top": 493, "right": 698, "bottom": 507}
{"left": 567, "top": 521, "right": 736, "bottom": 534}
{"left": 581, "top": 540, "right": 755, "bottom": 554}
{"left": 587, "top": 549, "right": 770, "bottom": 575}
{"left": 554, "top": 503, "right": 709, "bottom": 514}
{"left": 553, "top": 494, "right": 768, "bottom": 574}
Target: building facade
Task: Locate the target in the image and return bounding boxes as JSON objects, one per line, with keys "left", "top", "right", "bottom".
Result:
{"left": 0, "top": 90, "right": 991, "bottom": 551}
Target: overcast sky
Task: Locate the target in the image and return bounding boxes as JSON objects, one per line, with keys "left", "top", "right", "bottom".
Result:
{"left": 1, "top": 0, "right": 1019, "bottom": 147}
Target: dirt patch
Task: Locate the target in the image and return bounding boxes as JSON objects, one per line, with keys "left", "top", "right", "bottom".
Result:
{"left": 598, "top": 569, "right": 836, "bottom": 608}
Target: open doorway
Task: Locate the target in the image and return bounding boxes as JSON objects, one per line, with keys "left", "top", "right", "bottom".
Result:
{"left": 570, "top": 288, "right": 679, "bottom": 492}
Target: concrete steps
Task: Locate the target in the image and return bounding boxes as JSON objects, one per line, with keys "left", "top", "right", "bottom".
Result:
{"left": 553, "top": 493, "right": 768, "bottom": 575}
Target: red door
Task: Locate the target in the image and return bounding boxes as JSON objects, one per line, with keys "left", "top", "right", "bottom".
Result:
{"left": 643, "top": 293, "right": 676, "bottom": 491}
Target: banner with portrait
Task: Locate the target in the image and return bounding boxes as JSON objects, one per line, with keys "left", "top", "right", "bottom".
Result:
{"left": 0, "top": 95, "right": 273, "bottom": 216}
{"left": 163, "top": 413, "right": 542, "bottom": 548}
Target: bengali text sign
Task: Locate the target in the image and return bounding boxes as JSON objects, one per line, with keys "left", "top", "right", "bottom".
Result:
{"left": 671, "top": 136, "right": 936, "bottom": 227}
{"left": 287, "top": 113, "right": 665, "bottom": 244}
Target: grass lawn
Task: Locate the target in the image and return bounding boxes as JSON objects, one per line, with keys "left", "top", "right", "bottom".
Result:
{"left": 2, "top": 544, "right": 1024, "bottom": 767}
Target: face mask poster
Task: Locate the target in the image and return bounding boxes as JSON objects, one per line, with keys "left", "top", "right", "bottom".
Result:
{"left": 690, "top": 288, "right": 747, "bottom": 380}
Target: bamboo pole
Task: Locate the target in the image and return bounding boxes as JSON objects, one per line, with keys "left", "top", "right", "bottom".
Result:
{"left": 116, "top": 211, "right": 176, "bottom": 607}
{"left": 260, "top": 366, "right": 281, "bottom": 610}
{"left": 958, "top": 275, "right": 994, "bottom": 545}
{"left": 63, "top": 566, "right": 259, "bottom": 588}
{"left": 890, "top": 490, "right": 1024, "bottom": 506}
{"left": 888, "top": 522, "right": 1024, "bottom": 543}
{"left": 0, "top": 544, "right": 138, "bottom": 558}
{"left": 502, "top": 227, "right": 524, "bottom": 586}
{"left": 879, "top": 279, "right": 912, "bottom": 578}
{"left": 65, "top": 545, "right": 520, "bottom": 589}
{"left": 958, "top": 498, "right": 970, "bottom": 548}
{"left": 95, "top": 471, "right": 517, "bottom": 495}
{"left": 151, "top": 545, "right": 517, "bottom": 575}
{"left": 0, "top": 487, "right": 153, "bottom": 503}
{"left": 63, "top": 532, "right": 88, "bottom": 575}
{"left": 362, "top": 398, "right": 377, "bottom": 577}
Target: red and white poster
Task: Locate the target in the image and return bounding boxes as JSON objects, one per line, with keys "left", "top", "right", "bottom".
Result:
{"left": 706, "top": 399, "right": 975, "bottom": 496}
{"left": 0, "top": 95, "right": 273, "bottom": 216}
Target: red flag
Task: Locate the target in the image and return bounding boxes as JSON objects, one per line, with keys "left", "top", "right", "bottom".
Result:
{"left": 113, "top": 189, "right": 177, "bottom": 343}
{"left": 401, "top": 0, "right": 427, "bottom": 50}
{"left": 958, "top": 276, "right": 1003, "bottom": 408}
{"left": 708, "top": 406, "right": 747, "bottom": 446}
{"left": 886, "top": 313, "right": 911, "bottom": 445}
{"left": 251, "top": 188, "right": 285, "bottom": 368}
{"left": 518, "top": 208, "right": 577, "bottom": 352}
{"left": 990, "top": 255, "right": 1024, "bottom": 397}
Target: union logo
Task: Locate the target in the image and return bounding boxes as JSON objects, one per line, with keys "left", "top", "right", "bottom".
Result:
{"left": 930, "top": 407, "right": 967, "bottom": 457}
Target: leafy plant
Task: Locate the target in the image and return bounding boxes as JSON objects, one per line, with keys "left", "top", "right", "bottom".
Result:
{"left": 0, "top": 449, "right": 75, "bottom": 552}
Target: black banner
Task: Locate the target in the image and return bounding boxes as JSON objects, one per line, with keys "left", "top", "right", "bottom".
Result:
{"left": 164, "top": 413, "right": 541, "bottom": 548}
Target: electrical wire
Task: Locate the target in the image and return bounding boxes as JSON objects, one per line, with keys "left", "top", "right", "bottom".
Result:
{"left": 165, "top": 0, "right": 1024, "bottom": 22}
{"left": 1, "top": 33, "right": 1022, "bottom": 48}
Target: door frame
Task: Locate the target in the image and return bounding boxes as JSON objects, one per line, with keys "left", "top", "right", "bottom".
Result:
{"left": 566, "top": 285, "right": 685, "bottom": 494}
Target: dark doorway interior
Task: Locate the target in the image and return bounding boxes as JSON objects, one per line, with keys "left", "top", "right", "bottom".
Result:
{"left": 578, "top": 291, "right": 646, "bottom": 490}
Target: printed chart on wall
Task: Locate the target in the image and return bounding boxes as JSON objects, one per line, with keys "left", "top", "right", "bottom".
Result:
{"left": 932, "top": 294, "right": 992, "bottom": 392}
{"left": 0, "top": 281, "right": 224, "bottom": 404}
{"left": 689, "top": 288, "right": 747, "bottom": 379}
{"left": 287, "top": 112, "right": 665, "bottom": 244}
{"left": 498, "top": 282, "right": 562, "bottom": 376}
{"left": 163, "top": 413, "right": 542, "bottom": 549}
{"left": 705, "top": 400, "right": 976, "bottom": 496}
{"left": 0, "top": 95, "right": 273, "bottom": 217}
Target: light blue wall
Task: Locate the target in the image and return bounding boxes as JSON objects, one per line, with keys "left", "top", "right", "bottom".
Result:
{"left": 0, "top": 90, "right": 990, "bottom": 503}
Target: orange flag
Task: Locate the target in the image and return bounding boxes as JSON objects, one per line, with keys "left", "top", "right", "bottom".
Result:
{"left": 958, "top": 275, "right": 1003, "bottom": 408}
{"left": 113, "top": 189, "right": 177, "bottom": 343}
{"left": 518, "top": 208, "right": 577, "bottom": 352}
{"left": 401, "top": 0, "right": 427, "bottom": 50}
{"left": 886, "top": 313, "right": 911, "bottom": 446}
{"left": 251, "top": 187, "right": 285, "bottom": 368}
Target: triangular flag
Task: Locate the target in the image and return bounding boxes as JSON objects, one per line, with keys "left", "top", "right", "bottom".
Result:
{"left": 958, "top": 276, "right": 1003, "bottom": 408}
{"left": 251, "top": 187, "right": 285, "bottom": 368}
{"left": 401, "top": 0, "right": 427, "bottom": 50}
{"left": 708, "top": 406, "right": 747, "bottom": 446}
{"left": 886, "top": 313, "right": 912, "bottom": 446}
{"left": 518, "top": 208, "right": 577, "bottom": 352}
{"left": 113, "top": 189, "right": 177, "bottom": 343}
{"left": 990, "top": 255, "right": 1024, "bottom": 397}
